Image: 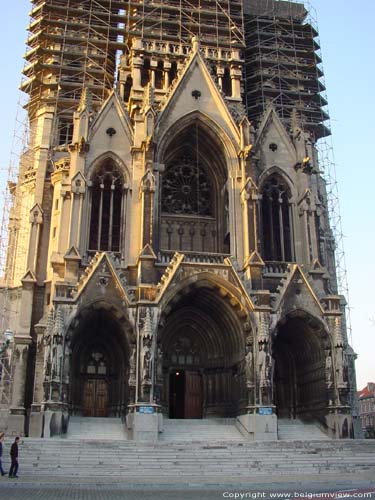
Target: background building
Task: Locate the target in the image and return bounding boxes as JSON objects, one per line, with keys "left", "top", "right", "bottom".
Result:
{"left": 358, "top": 383, "right": 375, "bottom": 438}
{"left": 0, "top": 0, "right": 360, "bottom": 440}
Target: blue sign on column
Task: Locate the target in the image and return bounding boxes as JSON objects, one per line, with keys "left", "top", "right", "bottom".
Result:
{"left": 139, "top": 406, "right": 155, "bottom": 414}
{"left": 258, "top": 407, "right": 272, "bottom": 415}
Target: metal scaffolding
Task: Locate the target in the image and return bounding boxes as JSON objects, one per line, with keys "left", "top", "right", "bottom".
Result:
{"left": 243, "top": 0, "right": 351, "bottom": 341}
{"left": 0, "top": 0, "right": 351, "bottom": 339}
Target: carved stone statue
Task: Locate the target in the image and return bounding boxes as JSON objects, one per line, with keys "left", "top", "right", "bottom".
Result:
{"left": 258, "top": 343, "right": 268, "bottom": 387}
{"left": 63, "top": 340, "right": 72, "bottom": 381}
{"left": 129, "top": 346, "right": 136, "bottom": 384}
{"left": 156, "top": 347, "right": 163, "bottom": 382}
{"left": 51, "top": 336, "right": 64, "bottom": 379}
{"left": 245, "top": 346, "right": 253, "bottom": 388}
{"left": 43, "top": 334, "right": 52, "bottom": 378}
{"left": 325, "top": 351, "right": 332, "bottom": 386}
{"left": 336, "top": 346, "right": 345, "bottom": 386}
{"left": 142, "top": 343, "right": 153, "bottom": 383}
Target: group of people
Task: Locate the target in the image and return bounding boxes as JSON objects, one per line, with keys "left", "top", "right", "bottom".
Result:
{"left": 0, "top": 432, "right": 20, "bottom": 478}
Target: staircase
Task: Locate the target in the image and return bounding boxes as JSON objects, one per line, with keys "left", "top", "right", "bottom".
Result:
{"left": 160, "top": 418, "right": 244, "bottom": 442}
{"left": 8, "top": 438, "right": 375, "bottom": 480}
{"left": 67, "top": 416, "right": 127, "bottom": 440}
{"left": 278, "top": 418, "right": 330, "bottom": 440}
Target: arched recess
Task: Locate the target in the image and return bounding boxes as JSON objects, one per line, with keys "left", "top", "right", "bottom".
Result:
{"left": 158, "top": 279, "right": 249, "bottom": 418}
{"left": 87, "top": 153, "right": 129, "bottom": 254}
{"left": 68, "top": 304, "right": 133, "bottom": 417}
{"left": 157, "top": 117, "right": 233, "bottom": 255}
{"left": 259, "top": 169, "right": 295, "bottom": 262}
{"left": 272, "top": 311, "right": 330, "bottom": 423}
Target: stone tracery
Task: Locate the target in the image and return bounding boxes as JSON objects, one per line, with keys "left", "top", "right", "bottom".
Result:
{"left": 161, "top": 155, "right": 212, "bottom": 216}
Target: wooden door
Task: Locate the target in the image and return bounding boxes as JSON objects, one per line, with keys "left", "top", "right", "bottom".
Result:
{"left": 185, "top": 372, "right": 202, "bottom": 418}
{"left": 96, "top": 379, "right": 108, "bottom": 417}
{"left": 83, "top": 379, "right": 95, "bottom": 416}
{"left": 83, "top": 379, "right": 108, "bottom": 417}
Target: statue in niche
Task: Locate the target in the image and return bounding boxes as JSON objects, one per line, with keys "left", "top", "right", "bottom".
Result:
{"left": 51, "top": 335, "right": 64, "bottom": 379}
{"left": 325, "top": 351, "right": 333, "bottom": 387}
{"left": 156, "top": 347, "right": 163, "bottom": 382}
{"left": 257, "top": 343, "right": 269, "bottom": 387}
{"left": 336, "top": 346, "right": 346, "bottom": 386}
{"left": 63, "top": 339, "right": 72, "bottom": 381}
{"left": 43, "top": 334, "right": 52, "bottom": 378}
{"left": 128, "top": 345, "right": 136, "bottom": 384}
{"left": 245, "top": 343, "right": 253, "bottom": 388}
{"left": 266, "top": 354, "right": 274, "bottom": 385}
{"left": 142, "top": 342, "right": 153, "bottom": 383}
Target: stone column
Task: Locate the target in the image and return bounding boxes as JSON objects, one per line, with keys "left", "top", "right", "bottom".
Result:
{"left": 255, "top": 311, "right": 277, "bottom": 439}
{"left": 69, "top": 173, "right": 86, "bottom": 249}
{"left": 28, "top": 318, "right": 48, "bottom": 437}
{"left": 127, "top": 306, "right": 161, "bottom": 442}
{"left": 8, "top": 340, "right": 31, "bottom": 436}
{"left": 7, "top": 270, "right": 35, "bottom": 436}
{"left": 140, "top": 168, "right": 156, "bottom": 248}
{"left": 27, "top": 204, "right": 43, "bottom": 273}
{"left": 230, "top": 64, "right": 242, "bottom": 99}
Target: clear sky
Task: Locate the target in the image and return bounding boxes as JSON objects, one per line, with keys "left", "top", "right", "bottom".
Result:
{"left": 0, "top": 1, "right": 374, "bottom": 390}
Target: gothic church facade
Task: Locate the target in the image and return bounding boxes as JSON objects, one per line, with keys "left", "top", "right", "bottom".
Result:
{"left": 0, "top": 0, "right": 359, "bottom": 440}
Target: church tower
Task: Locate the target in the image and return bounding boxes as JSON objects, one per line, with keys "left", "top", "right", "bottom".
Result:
{"left": 0, "top": 0, "right": 359, "bottom": 440}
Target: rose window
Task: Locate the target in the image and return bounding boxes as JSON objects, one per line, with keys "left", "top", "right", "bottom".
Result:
{"left": 161, "top": 156, "right": 212, "bottom": 216}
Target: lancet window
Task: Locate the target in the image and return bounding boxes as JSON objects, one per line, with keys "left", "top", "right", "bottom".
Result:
{"left": 89, "top": 162, "right": 124, "bottom": 252}
{"left": 261, "top": 174, "right": 293, "bottom": 262}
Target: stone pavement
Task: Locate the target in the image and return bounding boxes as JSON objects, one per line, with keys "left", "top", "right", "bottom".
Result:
{"left": 0, "top": 477, "right": 374, "bottom": 500}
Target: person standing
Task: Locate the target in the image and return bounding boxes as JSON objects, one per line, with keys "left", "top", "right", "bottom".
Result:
{"left": 8, "top": 437, "right": 20, "bottom": 478}
{"left": 0, "top": 432, "right": 6, "bottom": 476}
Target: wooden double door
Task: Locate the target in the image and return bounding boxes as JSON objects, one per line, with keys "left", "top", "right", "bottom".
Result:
{"left": 169, "top": 370, "right": 202, "bottom": 419}
{"left": 83, "top": 378, "right": 108, "bottom": 417}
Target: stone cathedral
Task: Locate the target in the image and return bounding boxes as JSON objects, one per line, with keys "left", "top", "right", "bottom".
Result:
{"left": 0, "top": 0, "right": 360, "bottom": 441}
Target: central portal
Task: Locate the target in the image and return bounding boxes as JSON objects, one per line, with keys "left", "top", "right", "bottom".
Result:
{"left": 159, "top": 284, "right": 245, "bottom": 418}
{"left": 169, "top": 371, "right": 202, "bottom": 419}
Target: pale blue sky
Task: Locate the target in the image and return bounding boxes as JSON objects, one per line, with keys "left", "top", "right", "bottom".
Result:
{"left": 0, "top": 1, "right": 373, "bottom": 389}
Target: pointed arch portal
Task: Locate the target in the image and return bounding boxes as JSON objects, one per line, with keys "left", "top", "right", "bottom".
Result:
{"left": 69, "top": 308, "right": 130, "bottom": 417}
{"left": 159, "top": 283, "right": 246, "bottom": 418}
{"left": 273, "top": 313, "right": 330, "bottom": 421}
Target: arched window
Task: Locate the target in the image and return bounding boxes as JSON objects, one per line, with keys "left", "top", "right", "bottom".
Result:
{"left": 159, "top": 123, "right": 227, "bottom": 254}
{"left": 155, "top": 60, "right": 164, "bottom": 89}
{"left": 169, "top": 61, "right": 177, "bottom": 84}
{"left": 161, "top": 156, "right": 212, "bottom": 216}
{"left": 261, "top": 174, "right": 293, "bottom": 261}
{"left": 141, "top": 58, "right": 151, "bottom": 87}
{"left": 89, "top": 162, "right": 123, "bottom": 252}
{"left": 222, "top": 66, "right": 231, "bottom": 97}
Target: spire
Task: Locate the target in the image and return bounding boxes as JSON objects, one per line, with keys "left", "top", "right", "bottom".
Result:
{"left": 192, "top": 36, "right": 199, "bottom": 53}
{"left": 143, "top": 308, "right": 153, "bottom": 340}
{"left": 53, "top": 307, "right": 65, "bottom": 337}
{"left": 46, "top": 308, "right": 55, "bottom": 336}
{"left": 77, "top": 86, "right": 93, "bottom": 114}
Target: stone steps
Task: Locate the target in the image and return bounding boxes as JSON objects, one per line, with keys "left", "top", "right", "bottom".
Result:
{"left": 160, "top": 418, "right": 244, "bottom": 442}
{"left": 3, "top": 438, "right": 373, "bottom": 478}
{"left": 277, "top": 418, "right": 330, "bottom": 440}
{"left": 67, "top": 416, "right": 127, "bottom": 440}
